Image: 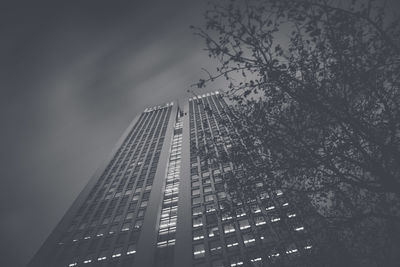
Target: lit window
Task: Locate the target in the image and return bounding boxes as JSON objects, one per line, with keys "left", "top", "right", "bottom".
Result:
{"left": 134, "top": 220, "right": 143, "bottom": 229}
{"left": 255, "top": 216, "right": 266, "bottom": 226}
{"left": 193, "top": 244, "right": 205, "bottom": 259}
{"left": 206, "top": 203, "right": 216, "bottom": 213}
{"left": 286, "top": 244, "right": 299, "bottom": 255}
{"left": 96, "top": 227, "right": 106, "bottom": 237}
{"left": 250, "top": 256, "right": 262, "bottom": 264}
{"left": 97, "top": 251, "right": 107, "bottom": 261}
{"left": 82, "top": 255, "right": 93, "bottom": 264}
{"left": 223, "top": 223, "right": 235, "bottom": 234}
{"left": 260, "top": 191, "right": 269, "bottom": 199}
{"left": 243, "top": 233, "right": 256, "bottom": 247}
{"left": 209, "top": 240, "right": 222, "bottom": 255}
{"left": 295, "top": 226, "right": 304, "bottom": 231}
{"left": 193, "top": 229, "right": 204, "bottom": 240}
{"left": 226, "top": 236, "right": 239, "bottom": 249}
{"left": 268, "top": 250, "right": 280, "bottom": 258}
{"left": 193, "top": 217, "right": 203, "bottom": 228}
{"left": 109, "top": 224, "right": 118, "bottom": 234}
{"left": 126, "top": 243, "right": 137, "bottom": 255}
{"left": 112, "top": 247, "right": 123, "bottom": 258}
{"left": 251, "top": 204, "right": 261, "bottom": 213}
{"left": 239, "top": 219, "right": 250, "bottom": 230}
{"left": 235, "top": 207, "right": 246, "bottom": 217}
{"left": 192, "top": 206, "right": 202, "bottom": 216}
{"left": 121, "top": 222, "right": 131, "bottom": 231}
{"left": 208, "top": 226, "right": 219, "bottom": 237}
{"left": 221, "top": 212, "right": 233, "bottom": 221}
{"left": 271, "top": 217, "right": 281, "bottom": 223}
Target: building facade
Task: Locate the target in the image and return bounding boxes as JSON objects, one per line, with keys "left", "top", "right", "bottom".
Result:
{"left": 29, "top": 92, "right": 317, "bottom": 267}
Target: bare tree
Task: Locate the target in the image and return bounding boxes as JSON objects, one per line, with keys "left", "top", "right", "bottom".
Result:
{"left": 192, "top": 0, "right": 400, "bottom": 265}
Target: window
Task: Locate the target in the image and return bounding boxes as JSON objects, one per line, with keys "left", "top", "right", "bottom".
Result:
{"left": 193, "top": 244, "right": 205, "bottom": 259}
{"left": 223, "top": 223, "right": 235, "bottom": 234}
{"left": 243, "top": 233, "right": 256, "bottom": 247}
{"left": 140, "top": 201, "right": 148, "bottom": 208}
{"left": 229, "top": 255, "right": 243, "bottom": 266}
{"left": 121, "top": 222, "right": 131, "bottom": 232}
{"left": 192, "top": 189, "right": 200, "bottom": 196}
{"left": 83, "top": 254, "right": 93, "bottom": 264}
{"left": 126, "top": 243, "right": 137, "bottom": 255}
{"left": 192, "top": 206, "right": 202, "bottom": 216}
{"left": 96, "top": 227, "right": 106, "bottom": 237}
{"left": 294, "top": 226, "right": 304, "bottom": 231}
{"left": 221, "top": 211, "right": 233, "bottom": 221}
{"left": 255, "top": 216, "right": 266, "bottom": 226}
{"left": 193, "top": 229, "right": 204, "bottom": 241}
{"left": 206, "top": 213, "right": 218, "bottom": 225}
{"left": 204, "top": 194, "right": 214, "bottom": 203}
{"left": 102, "top": 217, "right": 110, "bottom": 225}
{"left": 203, "top": 186, "right": 212, "bottom": 193}
{"left": 239, "top": 219, "right": 250, "bottom": 230}
{"left": 113, "top": 214, "right": 122, "bottom": 222}
{"left": 265, "top": 205, "right": 275, "bottom": 211}
{"left": 217, "top": 191, "right": 227, "bottom": 200}
{"left": 137, "top": 209, "right": 145, "bottom": 218}
{"left": 259, "top": 191, "right": 269, "bottom": 199}
{"left": 193, "top": 217, "right": 203, "bottom": 228}
{"left": 97, "top": 250, "right": 108, "bottom": 261}
{"left": 208, "top": 226, "right": 219, "bottom": 237}
{"left": 209, "top": 240, "right": 222, "bottom": 255}
{"left": 214, "top": 175, "right": 222, "bottom": 183}
{"left": 192, "top": 196, "right": 202, "bottom": 205}
{"left": 271, "top": 215, "right": 281, "bottom": 223}
{"left": 112, "top": 247, "right": 123, "bottom": 258}
{"left": 109, "top": 224, "right": 118, "bottom": 234}
{"left": 126, "top": 212, "right": 134, "bottom": 220}
{"left": 203, "top": 178, "right": 211, "bottom": 185}
{"left": 134, "top": 220, "right": 143, "bottom": 229}
{"left": 285, "top": 243, "right": 299, "bottom": 255}
{"left": 226, "top": 236, "right": 239, "bottom": 250}
{"left": 206, "top": 203, "right": 216, "bottom": 213}
{"left": 251, "top": 204, "right": 261, "bottom": 213}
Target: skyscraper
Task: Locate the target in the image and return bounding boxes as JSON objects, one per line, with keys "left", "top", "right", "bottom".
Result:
{"left": 29, "top": 92, "right": 320, "bottom": 267}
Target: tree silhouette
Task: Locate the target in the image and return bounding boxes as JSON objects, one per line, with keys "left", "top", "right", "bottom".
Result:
{"left": 193, "top": 0, "right": 400, "bottom": 265}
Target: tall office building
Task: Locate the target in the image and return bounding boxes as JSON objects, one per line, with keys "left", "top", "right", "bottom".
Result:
{"left": 29, "top": 92, "right": 319, "bottom": 267}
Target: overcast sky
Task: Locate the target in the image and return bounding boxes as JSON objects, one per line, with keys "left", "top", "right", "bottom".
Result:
{"left": 0, "top": 0, "right": 225, "bottom": 266}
